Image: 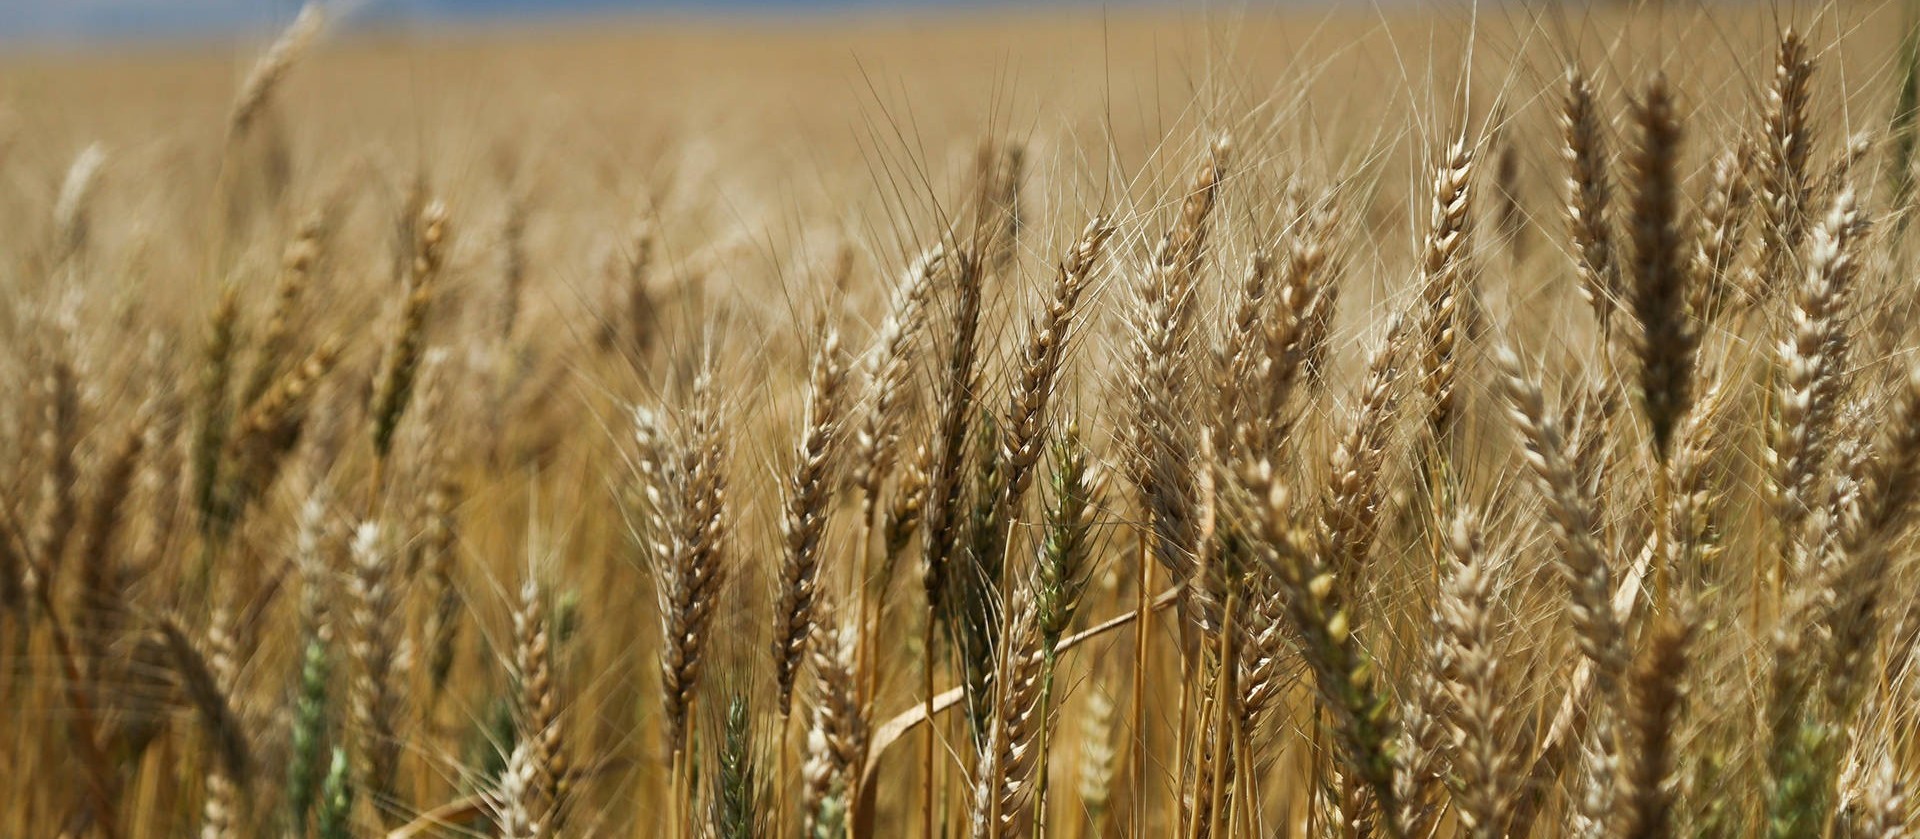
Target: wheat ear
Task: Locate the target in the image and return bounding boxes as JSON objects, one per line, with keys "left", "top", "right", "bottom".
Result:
{"left": 800, "top": 619, "right": 866, "bottom": 838}
{"left": 773, "top": 329, "right": 850, "bottom": 716}
{"left": 1435, "top": 512, "right": 1517, "bottom": 839}
{"left": 1619, "top": 613, "right": 1695, "bottom": 839}
{"left": 1624, "top": 73, "right": 1696, "bottom": 463}
{"left": 348, "top": 521, "right": 404, "bottom": 820}
{"left": 1770, "top": 185, "right": 1865, "bottom": 567}
{"left": 1562, "top": 66, "right": 1619, "bottom": 334}
{"left": 1492, "top": 344, "right": 1627, "bottom": 684}
{"left": 1001, "top": 217, "right": 1115, "bottom": 513}
{"left": 1417, "top": 137, "right": 1475, "bottom": 442}
{"left": 1237, "top": 459, "right": 1402, "bottom": 833}
{"left": 515, "top": 575, "right": 567, "bottom": 835}
{"left": 650, "top": 363, "right": 730, "bottom": 760}
{"left": 229, "top": 2, "right": 326, "bottom": 139}
{"left": 1755, "top": 28, "right": 1817, "bottom": 299}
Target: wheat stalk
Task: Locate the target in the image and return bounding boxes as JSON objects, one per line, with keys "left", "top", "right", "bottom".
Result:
{"left": 774, "top": 329, "right": 850, "bottom": 716}
{"left": 1562, "top": 67, "right": 1619, "bottom": 334}
{"left": 800, "top": 619, "right": 866, "bottom": 838}
{"left": 1236, "top": 458, "right": 1402, "bottom": 834}
{"left": 1619, "top": 612, "right": 1694, "bottom": 839}
{"left": 1493, "top": 344, "right": 1627, "bottom": 684}
{"left": 1690, "top": 141, "right": 1754, "bottom": 322}
{"left": 1756, "top": 29, "right": 1817, "bottom": 300}
{"left": 370, "top": 199, "right": 450, "bottom": 462}
{"left": 1433, "top": 512, "right": 1517, "bottom": 839}
{"left": 1002, "top": 217, "right": 1115, "bottom": 513}
{"left": 652, "top": 364, "right": 730, "bottom": 761}
{"left": 514, "top": 574, "right": 566, "bottom": 835}
{"left": 1417, "top": 137, "right": 1475, "bottom": 442}
{"left": 229, "top": 2, "right": 326, "bottom": 138}
{"left": 1320, "top": 314, "right": 1410, "bottom": 579}
{"left": 348, "top": 521, "right": 404, "bottom": 821}
{"left": 854, "top": 247, "right": 946, "bottom": 519}
{"left": 1625, "top": 72, "right": 1695, "bottom": 463}
{"left": 1770, "top": 185, "right": 1865, "bottom": 569}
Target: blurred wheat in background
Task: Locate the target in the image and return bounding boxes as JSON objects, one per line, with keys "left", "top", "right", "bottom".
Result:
{"left": 5, "top": 1, "right": 1920, "bottom": 837}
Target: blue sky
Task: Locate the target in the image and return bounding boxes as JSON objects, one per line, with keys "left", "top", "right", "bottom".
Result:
{"left": 0, "top": 0, "right": 1064, "bottom": 43}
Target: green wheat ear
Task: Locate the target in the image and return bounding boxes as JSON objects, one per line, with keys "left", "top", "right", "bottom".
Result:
{"left": 1035, "top": 425, "right": 1095, "bottom": 651}
{"left": 315, "top": 747, "right": 354, "bottom": 839}
{"left": 812, "top": 794, "right": 849, "bottom": 839}
{"left": 712, "top": 694, "right": 763, "bottom": 839}
{"left": 283, "top": 635, "right": 330, "bottom": 834}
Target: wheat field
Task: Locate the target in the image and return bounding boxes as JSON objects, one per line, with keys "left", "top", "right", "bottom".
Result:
{"left": 3, "top": 3, "right": 1920, "bottom": 837}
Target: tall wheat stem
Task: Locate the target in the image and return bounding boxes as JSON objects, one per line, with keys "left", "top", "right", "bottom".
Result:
{"left": 1174, "top": 635, "right": 1196, "bottom": 836}
{"left": 777, "top": 711, "right": 792, "bottom": 836}
{"left": 1202, "top": 588, "right": 1237, "bottom": 839}
{"left": 1130, "top": 536, "right": 1157, "bottom": 833}
{"left": 924, "top": 610, "right": 939, "bottom": 839}
{"left": 1030, "top": 647, "right": 1061, "bottom": 834}
{"left": 669, "top": 746, "right": 685, "bottom": 839}
{"left": 857, "top": 505, "right": 889, "bottom": 744}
